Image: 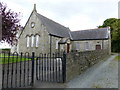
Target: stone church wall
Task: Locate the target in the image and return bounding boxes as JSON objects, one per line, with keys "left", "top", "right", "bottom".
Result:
{"left": 71, "top": 40, "right": 109, "bottom": 52}
{"left": 66, "top": 49, "right": 109, "bottom": 82}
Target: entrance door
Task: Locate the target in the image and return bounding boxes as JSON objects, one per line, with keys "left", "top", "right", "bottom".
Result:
{"left": 96, "top": 45, "right": 101, "bottom": 50}
{"left": 67, "top": 44, "right": 70, "bottom": 53}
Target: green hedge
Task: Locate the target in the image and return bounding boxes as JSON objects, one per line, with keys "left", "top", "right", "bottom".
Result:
{"left": 0, "top": 49, "right": 11, "bottom": 52}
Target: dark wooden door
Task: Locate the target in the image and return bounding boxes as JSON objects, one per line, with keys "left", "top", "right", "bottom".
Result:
{"left": 96, "top": 45, "right": 101, "bottom": 50}
{"left": 67, "top": 44, "right": 70, "bottom": 53}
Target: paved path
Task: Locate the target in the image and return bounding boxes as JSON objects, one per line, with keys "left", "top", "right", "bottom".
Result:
{"left": 34, "top": 54, "right": 118, "bottom": 88}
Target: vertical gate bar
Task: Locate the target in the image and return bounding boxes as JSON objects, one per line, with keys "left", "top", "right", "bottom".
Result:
{"left": 53, "top": 53, "right": 56, "bottom": 82}
{"left": 39, "top": 56, "right": 41, "bottom": 80}
{"left": 31, "top": 52, "right": 35, "bottom": 86}
{"left": 36, "top": 57, "right": 38, "bottom": 80}
{"left": 55, "top": 53, "right": 58, "bottom": 82}
{"left": 11, "top": 53, "right": 14, "bottom": 88}
{"left": 2, "top": 52, "right": 5, "bottom": 88}
{"left": 62, "top": 52, "right": 66, "bottom": 83}
{"left": 44, "top": 54, "right": 45, "bottom": 81}
{"left": 39, "top": 55, "right": 41, "bottom": 80}
{"left": 45, "top": 54, "right": 47, "bottom": 81}
{"left": 43, "top": 54, "right": 44, "bottom": 81}
{"left": 15, "top": 53, "right": 18, "bottom": 88}
{"left": 50, "top": 53, "right": 52, "bottom": 82}
{"left": 41, "top": 54, "right": 43, "bottom": 81}
{"left": 27, "top": 53, "right": 30, "bottom": 86}
{"left": 6, "top": 52, "right": 10, "bottom": 88}
{"left": 48, "top": 53, "right": 50, "bottom": 82}
{"left": 56, "top": 53, "right": 58, "bottom": 82}
{"left": 23, "top": 54, "right": 26, "bottom": 87}
{"left": 60, "top": 52, "right": 61, "bottom": 82}
{"left": 44, "top": 54, "right": 46, "bottom": 81}
{"left": 52, "top": 53, "right": 55, "bottom": 82}
{"left": 43, "top": 54, "right": 45, "bottom": 81}
{"left": 38, "top": 57, "right": 40, "bottom": 80}
{"left": 19, "top": 52, "right": 22, "bottom": 87}
{"left": 50, "top": 53, "right": 52, "bottom": 81}
{"left": 40, "top": 55, "right": 42, "bottom": 80}
{"left": 58, "top": 53, "right": 61, "bottom": 82}
{"left": 47, "top": 54, "right": 49, "bottom": 81}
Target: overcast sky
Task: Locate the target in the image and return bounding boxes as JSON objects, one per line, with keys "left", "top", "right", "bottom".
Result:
{"left": 0, "top": 0, "right": 119, "bottom": 48}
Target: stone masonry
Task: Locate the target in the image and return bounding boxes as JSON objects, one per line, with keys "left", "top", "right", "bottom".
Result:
{"left": 65, "top": 49, "right": 109, "bottom": 82}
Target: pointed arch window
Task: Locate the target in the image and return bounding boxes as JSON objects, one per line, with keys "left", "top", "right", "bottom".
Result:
{"left": 35, "top": 34, "right": 40, "bottom": 47}
{"left": 31, "top": 35, "right": 34, "bottom": 47}
{"left": 26, "top": 35, "right": 30, "bottom": 47}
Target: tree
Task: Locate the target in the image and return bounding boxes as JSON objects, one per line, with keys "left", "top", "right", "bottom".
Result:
{"left": 98, "top": 18, "right": 120, "bottom": 52}
{"left": 0, "top": 2, "right": 21, "bottom": 45}
{"left": 111, "top": 19, "right": 120, "bottom": 52}
{"left": 98, "top": 18, "right": 117, "bottom": 28}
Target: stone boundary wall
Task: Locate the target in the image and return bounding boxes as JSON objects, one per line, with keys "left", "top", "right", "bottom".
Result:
{"left": 66, "top": 49, "right": 109, "bottom": 82}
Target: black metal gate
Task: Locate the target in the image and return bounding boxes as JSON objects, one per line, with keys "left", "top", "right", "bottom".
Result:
{"left": 36, "top": 52, "right": 66, "bottom": 83}
{"left": 2, "top": 52, "right": 34, "bottom": 88}
{"left": 1, "top": 52, "right": 66, "bottom": 89}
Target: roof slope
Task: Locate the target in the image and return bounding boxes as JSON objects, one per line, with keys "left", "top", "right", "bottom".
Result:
{"left": 36, "top": 13, "right": 71, "bottom": 38}
{"left": 71, "top": 28, "right": 109, "bottom": 40}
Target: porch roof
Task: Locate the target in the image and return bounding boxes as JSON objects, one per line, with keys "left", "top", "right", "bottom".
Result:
{"left": 58, "top": 38, "right": 70, "bottom": 44}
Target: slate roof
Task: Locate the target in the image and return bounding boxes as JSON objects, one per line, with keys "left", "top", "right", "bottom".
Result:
{"left": 71, "top": 28, "right": 109, "bottom": 40}
{"left": 19, "top": 11, "right": 109, "bottom": 41}
{"left": 36, "top": 13, "right": 71, "bottom": 38}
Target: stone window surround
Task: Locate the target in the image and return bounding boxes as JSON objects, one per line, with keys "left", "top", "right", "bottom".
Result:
{"left": 26, "top": 34, "right": 40, "bottom": 48}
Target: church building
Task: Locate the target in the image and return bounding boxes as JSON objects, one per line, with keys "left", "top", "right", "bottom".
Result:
{"left": 11, "top": 4, "right": 111, "bottom": 55}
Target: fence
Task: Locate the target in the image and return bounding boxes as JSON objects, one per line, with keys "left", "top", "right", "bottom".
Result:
{"left": 36, "top": 52, "right": 66, "bottom": 83}
{"left": 1, "top": 52, "right": 66, "bottom": 89}
{"left": 2, "top": 52, "right": 33, "bottom": 88}
{"left": 1, "top": 49, "right": 109, "bottom": 88}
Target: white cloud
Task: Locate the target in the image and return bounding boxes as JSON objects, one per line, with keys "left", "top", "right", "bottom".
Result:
{"left": 1, "top": 0, "right": 118, "bottom": 28}
{"left": 31, "top": 0, "right": 119, "bottom": 3}
{"left": 62, "top": 14, "right": 97, "bottom": 31}
{"left": 0, "top": 0, "right": 118, "bottom": 48}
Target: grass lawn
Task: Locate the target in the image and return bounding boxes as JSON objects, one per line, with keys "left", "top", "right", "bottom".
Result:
{"left": 114, "top": 55, "right": 120, "bottom": 61}
{"left": 0, "top": 53, "right": 32, "bottom": 64}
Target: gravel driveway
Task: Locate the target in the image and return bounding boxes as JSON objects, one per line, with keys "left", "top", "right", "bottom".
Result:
{"left": 67, "top": 54, "right": 118, "bottom": 88}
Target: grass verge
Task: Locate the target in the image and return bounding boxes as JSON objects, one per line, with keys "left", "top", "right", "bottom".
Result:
{"left": 0, "top": 53, "right": 31, "bottom": 64}
{"left": 114, "top": 55, "right": 120, "bottom": 61}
